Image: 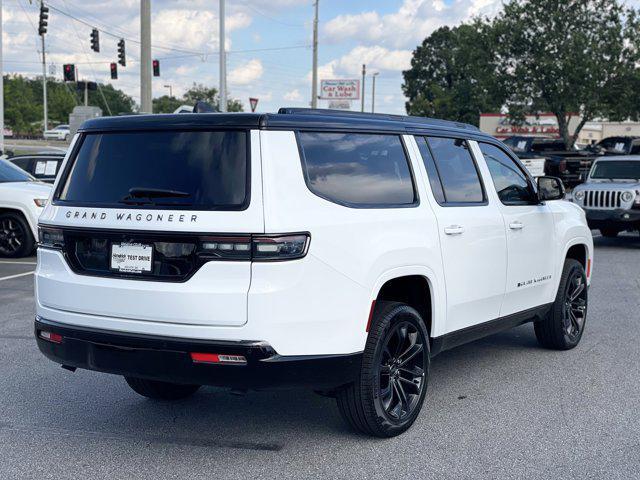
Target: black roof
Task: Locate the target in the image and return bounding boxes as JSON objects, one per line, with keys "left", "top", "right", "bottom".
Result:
{"left": 78, "top": 108, "right": 488, "bottom": 139}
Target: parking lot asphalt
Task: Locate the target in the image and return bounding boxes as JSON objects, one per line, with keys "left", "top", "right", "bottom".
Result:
{"left": 1, "top": 235, "right": 639, "bottom": 480}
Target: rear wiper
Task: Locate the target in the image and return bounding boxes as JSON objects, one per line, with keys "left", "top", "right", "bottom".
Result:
{"left": 119, "top": 188, "right": 192, "bottom": 205}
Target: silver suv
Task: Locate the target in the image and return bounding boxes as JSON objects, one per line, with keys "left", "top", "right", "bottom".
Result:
{"left": 573, "top": 156, "right": 640, "bottom": 237}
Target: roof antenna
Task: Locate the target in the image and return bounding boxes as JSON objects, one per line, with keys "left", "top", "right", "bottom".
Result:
{"left": 193, "top": 100, "right": 216, "bottom": 113}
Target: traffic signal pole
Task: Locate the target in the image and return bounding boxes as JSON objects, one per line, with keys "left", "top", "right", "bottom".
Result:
{"left": 140, "top": 0, "right": 152, "bottom": 113}
{"left": 41, "top": 32, "right": 48, "bottom": 131}
{"left": 219, "top": 0, "right": 227, "bottom": 112}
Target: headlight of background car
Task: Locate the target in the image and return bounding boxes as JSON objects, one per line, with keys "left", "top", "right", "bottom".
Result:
{"left": 574, "top": 190, "right": 585, "bottom": 201}
{"left": 621, "top": 191, "right": 634, "bottom": 203}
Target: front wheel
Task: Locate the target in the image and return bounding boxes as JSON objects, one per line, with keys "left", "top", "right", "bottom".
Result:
{"left": 534, "top": 259, "right": 588, "bottom": 350}
{"left": 0, "top": 212, "right": 34, "bottom": 258}
{"left": 125, "top": 377, "right": 200, "bottom": 400}
{"left": 336, "top": 301, "right": 430, "bottom": 437}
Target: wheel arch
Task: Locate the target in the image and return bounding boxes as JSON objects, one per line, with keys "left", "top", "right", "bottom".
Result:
{"left": 558, "top": 236, "right": 593, "bottom": 289}
{"left": 0, "top": 205, "right": 37, "bottom": 237}
{"left": 370, "top": 266, "right": 444, "bottom": 338}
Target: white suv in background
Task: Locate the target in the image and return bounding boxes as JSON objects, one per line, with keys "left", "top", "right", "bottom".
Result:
{"left": 35, "top": 109, "right": 593, "bottom": 437}
{"left": 0, "top": 159, "right": 51, "bottom": 257}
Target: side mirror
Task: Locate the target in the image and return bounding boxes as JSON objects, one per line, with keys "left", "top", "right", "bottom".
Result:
{"left": 537, "top": 176, "right": 565, "bottom": 201}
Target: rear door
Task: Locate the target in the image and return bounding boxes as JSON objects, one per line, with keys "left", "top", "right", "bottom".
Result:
{"left": 39, "top": 129, "right": 263, "bottom": 327}
{"left": 475, "top": 142, "right": 556, "bottom": 316}
{"left": 415, "top": 136, "right": 507, "bottom": 334}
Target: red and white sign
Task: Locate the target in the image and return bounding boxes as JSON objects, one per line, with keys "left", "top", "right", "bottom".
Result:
{"left": 320, "top": 79, "right": 360, "bottom": 100}
{"left": 249, "top": 97, "right": 259, "bottom": 112}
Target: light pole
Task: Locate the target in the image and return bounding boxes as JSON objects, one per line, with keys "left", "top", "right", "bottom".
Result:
{"left": 371, "top": 72, "right": 379, "bottom": 113}
{"left": 361, "top": 64, "right": 366, "bottom": 112}
{"left": 140, "top": 0, "right": 152, "bottom": 113}
{"left": 219, "top": 0, "right": 227, "bottom": 112}
{"left": 164, "top": 85, "right": 173, "bottom": 98}
{"left": 0, "top": 0, "right": 4, "bottom": 154}
{"left": 311, "top": 1, "right": 319, "bottom": 108}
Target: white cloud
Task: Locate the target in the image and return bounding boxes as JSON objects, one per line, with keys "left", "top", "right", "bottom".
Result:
{"left": 323, "top": 0, "right": 503, "bottom": 49}
{"left": 228, "top": 59, "right": 264, "bottom": 86}
{"left": 310, "top": 46, "right": 412, "bottom": 82}
{"left": 284, "top": 89, "right": 303, "bottom": 101}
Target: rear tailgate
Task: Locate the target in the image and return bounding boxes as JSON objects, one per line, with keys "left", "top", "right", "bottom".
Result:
{"left": 37, "top": 129, "right": 263, "bottom": 327}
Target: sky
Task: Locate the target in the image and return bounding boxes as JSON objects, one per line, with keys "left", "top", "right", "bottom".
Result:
{"left": 2, "top": 0, "right": 639, "bottom": 115}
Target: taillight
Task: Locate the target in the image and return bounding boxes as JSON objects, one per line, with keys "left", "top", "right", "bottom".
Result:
{"left": 38, "top": 226, "right": 65, "bottom": 249}
{"left": 197, "top": 233, "right": 309, "bottom": 261}
{"left": 558, "top": 160, "right": 567, "bottom": 173}
{"left": 39, "top": 331, "right": 63, "bottom": 344}
{"left": 190, "top": 352, "right": 247, "bottom": 365}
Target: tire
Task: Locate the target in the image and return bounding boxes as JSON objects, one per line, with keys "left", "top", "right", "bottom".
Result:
{"left": 0, "top": 212, "right": 35, "bottom": 258}
{"left": 336, "top": 301, "right": 430, "bottom": 437}
{"left": 534, "top": 259, "right": 588, "bottom": 350}
{"left": 124, "top": 377, "right": 200, "bottom": 400}
{"left": 600, "top": 228, "right": 619, "bottom": 238}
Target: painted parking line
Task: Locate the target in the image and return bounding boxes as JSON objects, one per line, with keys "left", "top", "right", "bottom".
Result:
{"left": 0, "top": 261, "right": 37, "bottom": 266}
{"left": 0, "top": 271, "right": 35, "bottom": 282}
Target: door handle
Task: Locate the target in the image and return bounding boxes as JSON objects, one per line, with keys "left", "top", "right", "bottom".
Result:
{"left": 444, "top": 225, "right": 465, "bottom": 235}
{"left": 509, "top": 221, "right": 524, "bottom": 230}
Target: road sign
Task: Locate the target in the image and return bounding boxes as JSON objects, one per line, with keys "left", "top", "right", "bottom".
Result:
{"left": 249, "top": 97, "right": 259, "bottom": 112}
{"left": 320, "top": 79, "right": 360, "bottom": 100}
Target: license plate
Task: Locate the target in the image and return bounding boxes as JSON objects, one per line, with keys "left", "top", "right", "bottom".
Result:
{"left": 110, "top": 243, "right": 153, "bottom": 273}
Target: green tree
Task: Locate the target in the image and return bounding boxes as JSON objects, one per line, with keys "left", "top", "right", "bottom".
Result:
{"left": 493, "top": 0, "right": 640, "bottom": 147}
{"left": 402, "top": 22, "right": 504, "bottom": 126}
{"left": 153, "top": 95, "right": 184, "bottom": 114}
{"left": 181, "top": 83, "right": 244, "bottom": 112}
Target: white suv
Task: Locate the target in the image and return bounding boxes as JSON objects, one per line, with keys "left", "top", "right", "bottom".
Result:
{"left": 35, "top": 109, "right": 593, "bottom": 437}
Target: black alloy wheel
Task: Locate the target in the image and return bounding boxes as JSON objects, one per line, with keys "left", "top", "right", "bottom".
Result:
{"left": 0, "top": 213, "right": 34, "bottom": 258}
{"left": 378, "top": 321, "right": 426, "bottom": 422}
{"left": 535, "top": 259, "right": 588, "bottom": 350}
{"left": 336, "top": 301, "right": 430, "bottom": 437}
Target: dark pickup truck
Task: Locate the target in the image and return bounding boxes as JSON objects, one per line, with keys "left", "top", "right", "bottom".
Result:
{"left": 503, "top": 136, "right": 598, "bottom": 187}
{"left": 587, "top": 136, "right": 640, "bottom": 156}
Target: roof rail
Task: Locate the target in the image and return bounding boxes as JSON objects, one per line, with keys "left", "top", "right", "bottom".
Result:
{"left": 277, "top": 107, "right": 478, "bottom": 131}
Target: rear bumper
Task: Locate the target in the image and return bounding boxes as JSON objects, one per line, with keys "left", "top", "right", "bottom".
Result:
{"left": 585, "top": 209, "right": 640, "bottom": 230}
{"left": 35, "top": 317, "right": 361, "bottom": 390}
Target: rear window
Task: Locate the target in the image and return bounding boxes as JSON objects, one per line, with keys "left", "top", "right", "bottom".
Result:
{"left": 0, "top": 159, "right": 34, "bottom": 183}
{"left": 57, "top": 130, "right": 248, "bottom": 210}
{"left": 298, "top": 132, "right": 416, "bottom": 207}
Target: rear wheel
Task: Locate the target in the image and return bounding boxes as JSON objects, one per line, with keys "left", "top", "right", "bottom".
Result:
{"left": 600, "top": 228, "right": 619, "bottom": 238}
{"left": 124, "top": 377, "right": 200, "bottom": 400}
{"left": 0, "top": 212, "right": 34, "bottom": 258}
{"left": 535, "top": 259, "right": 588, "bottom": 350}
{"left": 336, "top": 301, "right": 430, "bottom": 437}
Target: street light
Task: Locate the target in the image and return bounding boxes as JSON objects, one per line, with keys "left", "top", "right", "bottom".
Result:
{"left": 164, "top": 85, "right": 173, "bottom": 98}
{"left": 371, "top": 72, "right": 379, "bottom": 113}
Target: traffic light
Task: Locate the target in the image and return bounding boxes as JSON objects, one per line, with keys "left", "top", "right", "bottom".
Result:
{"left": 152, "top": 59, "right": 160, "bottom": 77}
{"left": 63, "top": 64, "right": 76, "bottom": 82}
{"left": 90, "top": 29, "right": 100, "bottom": 53}
{"left": 110, "top": 62, "right": 118, "bottom": 80}
{"left": 117, "top": 39, "right": 126, "bottom": 67}
{"left": 38, "top": 3, "right": 49, "bottom": 36}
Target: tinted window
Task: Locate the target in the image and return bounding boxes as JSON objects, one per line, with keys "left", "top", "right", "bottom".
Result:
{"left": 480, "top": 143, "right": 534, "bottom": 204}
{"left": 57, "top": 131, "right": 248, "bottom": 210}
{"left": 630, "top": 143, "right": 640, "bottom": 155}
{"left": 415, "top": 137, "right": 445, "bottom": 204}
{"left": 10, "top": 157, "right": 32, "bottom": 171}
{"left": 531, "top": 140, "right": 567, "bottom": 152}
{"left": 426, "top": 137, "right": 485, "bottom": 204}
{"left": 298, "top": 132, "right": 416, "bottom": 206}
{"left": 0, "top": 159, "right": 34, "bottom": 183}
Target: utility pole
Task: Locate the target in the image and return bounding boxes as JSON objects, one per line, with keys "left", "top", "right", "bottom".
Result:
{"left": 219, "top": 0, "right": 227, "bottom": 112}
{"left": 311, "top": 1, "right": 319, "bottom": 108}
{"left": 361, "top": 64, "right": 366, "bottom": 112}
{"left": 140, "top": 0, "right": 152, "bottom": 113}
{"left": 84, "top": 82, "right": 88, "bottom": 106}
{"left": 371, "top": 72, "right": 379, "bottom": 113}
{"left": 39, "top": 1, "right": 48, "bottom": 131}
{"left": 0, "top": 0, "right": 4, "bottom": 154}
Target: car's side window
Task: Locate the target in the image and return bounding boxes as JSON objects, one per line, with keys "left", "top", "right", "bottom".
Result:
{"left": 297, "top": 132, "right": 417, "bottom": 207}
{"left": 418, "top": 136, "right": 486, "bottom": 205}
{"left": 631, "top": 142, "right": 640, "bottom": 155}
{"left": 479, "top": 142, "right": 536, "bottom": 205}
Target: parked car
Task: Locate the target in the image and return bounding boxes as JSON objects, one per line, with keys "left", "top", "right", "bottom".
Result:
{"left": 43, "top": 124, "right": 71, "bottom": 141}
{"left": 8, "top": 153, "right": 66, "bottom": 184}
{"left": 35, "top": 109, "right": 592, "bottom": 437}
{"left": 0, "top": 158, "right": 52, "bottom": 257}
{"left": 588, "top": 136, "right": 640, "bottom": 156}
{"left": 503, "top": 136, "right": 597, "bottom": 187}
{"left": 3, "top": 127, "right": 14, "bottom": 138}
{"left": 572, "top": 156, "right": 640, "bottom": 237}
